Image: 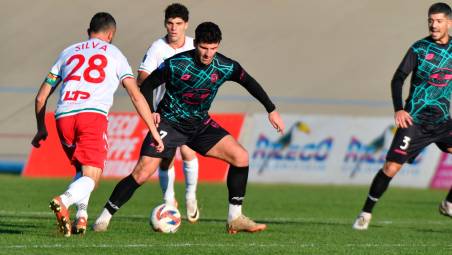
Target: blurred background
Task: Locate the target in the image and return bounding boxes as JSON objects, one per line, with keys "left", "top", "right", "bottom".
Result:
{"left": 0, "top": 0, "right": 437, "bottom": 177}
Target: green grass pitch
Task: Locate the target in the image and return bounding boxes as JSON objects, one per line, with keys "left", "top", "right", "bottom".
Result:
{"left": 1, "top": 174, "right": 452, "bottom": 254}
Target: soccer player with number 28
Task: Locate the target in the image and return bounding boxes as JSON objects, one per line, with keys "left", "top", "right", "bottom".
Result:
{"left": 31, "top": 12, "right": 163, "bottom": 237}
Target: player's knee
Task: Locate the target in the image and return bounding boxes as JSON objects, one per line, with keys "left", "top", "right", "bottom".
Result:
{"left": 230, "top": 150, "right": 249, "bottom": 167}
{"left": 132, "top": 159, "right": 154, "bottom": 184}
{"left": 383, "top": 162, "right": 402, "bottom": 177}
{"left": 181, "top": 149, "right": 196, "bottom": 161}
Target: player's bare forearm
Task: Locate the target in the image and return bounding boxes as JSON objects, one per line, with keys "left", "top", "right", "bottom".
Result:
{"left": 34, "top": 82, "right": 54, "bottom": 131}
{"left": 123, "top": 78, "right": 164, "bottom": 152}
{"left": 32, "top": 82, "right": 53, "bottom": 148}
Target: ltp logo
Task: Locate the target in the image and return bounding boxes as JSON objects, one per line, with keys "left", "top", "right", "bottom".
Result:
{"left": 251, "top": 121, "right": 334, "bottom": 174}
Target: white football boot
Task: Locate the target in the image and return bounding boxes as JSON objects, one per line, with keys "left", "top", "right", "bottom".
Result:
{"left": 439, "top": 200, "right": 452, "bottom": 217}
{"left": 352, "top": 212, "right": 372, "bottom": 230}
{"left": 186, "top": 199, "right": 199, "bottom": 223}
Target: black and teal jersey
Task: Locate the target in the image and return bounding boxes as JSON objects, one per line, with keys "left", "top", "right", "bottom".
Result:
{"left": 392, "top": 36, "right": 452, "bottom": 125}
{"left": 141, "top": 49, "right": 275, "bottom": 131}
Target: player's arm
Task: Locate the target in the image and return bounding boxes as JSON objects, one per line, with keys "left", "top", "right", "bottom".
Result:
{"left": 31, "top": 74, "right": 59, "bottom": 148}
{"left": 391, "top": 47, "right": 417, "bottom": 128}
{"left": 231, "top": 63, "right": 285, "bottom": 134}
{"left": 137, "top": 44, "right": 159, "bottom": 87}
{"left": 140, "top": 64, "right": 167, "bottom": 112}
{"left": 122, "top": 77, "right": 164, "bottom": 152}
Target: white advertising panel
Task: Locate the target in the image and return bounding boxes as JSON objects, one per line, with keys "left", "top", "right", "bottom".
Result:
{"left": 245, "top": 114, "right": 441, "bottom": 187}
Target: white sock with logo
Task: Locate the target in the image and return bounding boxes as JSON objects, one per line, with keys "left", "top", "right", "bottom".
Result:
{"left": 183, "top": 158, "right": 198, "bottom": 201}
{"left": 59, "top": 176, "right": 95, "bottom": 208}
{"left": 228, "top": 204, "right": 242, "bottom": 223}
{"left": 159, "top": 166, "right": 176, "bottom": 205}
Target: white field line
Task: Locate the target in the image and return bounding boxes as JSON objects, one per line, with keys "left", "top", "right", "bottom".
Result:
{"left": 2, "top": 243, "right": 452, "bottom": 249}
{"left": 1, "top": 210, "right": 451, "bottom": 226}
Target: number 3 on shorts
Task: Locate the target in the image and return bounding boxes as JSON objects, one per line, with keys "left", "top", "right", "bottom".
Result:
{"left": 160, "top": 130, "right": 168, "bottom": 139}
{"left": 400, "top": 136, "right": 411, "bottom": 150}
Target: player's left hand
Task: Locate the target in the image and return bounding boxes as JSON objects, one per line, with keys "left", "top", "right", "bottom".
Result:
{"left": 31, "top": 129, "right": 48, "bottom": 148}
{"left": 268, "top": 110, "right": 285, "bottom": 134}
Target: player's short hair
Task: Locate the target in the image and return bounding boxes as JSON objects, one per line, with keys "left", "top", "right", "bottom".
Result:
{"left": 165, "top": 3, "right": 189, "bottom": 22}
{"left": 428, "top": 2, "right": 451, "bottom": 17}
{"left": 87, "top": 12, "right": 116, "bottom": 35}
{"left": 194, "top": 22, "right": 222, "bottom": 44}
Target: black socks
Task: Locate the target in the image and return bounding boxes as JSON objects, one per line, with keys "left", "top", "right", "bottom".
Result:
{"left": 104, "top": 174, "right": 141, "bottom": 215}
{"left": 227, "top": 165, "right": 249, "bottom": 205}
{"left": 362, "top": 169, "right": 392, "bottom": 213}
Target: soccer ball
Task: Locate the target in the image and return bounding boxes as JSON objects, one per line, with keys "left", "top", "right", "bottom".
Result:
{"left": 150, "top": 204, "right": 181, "bottom": 233}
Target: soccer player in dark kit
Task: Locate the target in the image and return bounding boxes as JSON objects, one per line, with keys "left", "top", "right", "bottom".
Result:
{"left": 93, "top": 21, "right": 285, "bottom": 234}
{"left": 353, "top": 2, "right": 452, "bottom": 230}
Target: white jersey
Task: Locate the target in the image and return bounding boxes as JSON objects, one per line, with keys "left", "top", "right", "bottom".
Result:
{"left": 138, "top": 36, "right": 194, "bottom": 110}
{"left": 48, "top": 38, "right": 134, "bottom": 119}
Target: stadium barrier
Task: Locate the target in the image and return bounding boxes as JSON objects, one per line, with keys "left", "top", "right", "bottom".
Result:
{"left": 23, "top": 112, "right": 245, "bottom": 181}
{"left": 22, "top": 112, "right": 448, "bottom": 188}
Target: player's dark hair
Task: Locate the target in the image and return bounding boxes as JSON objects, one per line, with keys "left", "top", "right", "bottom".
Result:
{"left": 165, "top": 3, "right": 189, "bottom": 22}
{"left": 428, "top": 2, "right": 451, "bottom": 17}
{"left": 194, "top": 22, "right": 222, "bottom": 44}
{"left": 87, "top": 12, "right": 116, "bottom": 35}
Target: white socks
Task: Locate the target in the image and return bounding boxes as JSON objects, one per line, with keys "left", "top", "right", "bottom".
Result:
{"left": 60, "top": 176, "right": 95, "bottom": 209}
{"left": 159, "top": 166, "right": 176, "bottom": 205}
{"left": 96, "top": 208, "right": 113, "bottom": 223}
{"left": 228, "top": 204, "right": 242, "bottom": 222}
{"left": 76, "top": 195, "right": 90, "bottom": 219}
{"left": 159, "top": 158, "right": 199, "bottom": 204}
{"left": 183, "top": 158, "right": 198, "bottom": 201}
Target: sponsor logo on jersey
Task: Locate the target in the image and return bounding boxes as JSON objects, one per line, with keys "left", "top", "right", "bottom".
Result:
{"left": 428, "top": 68, "right": 452, "bottom": 87}
{"left": 181, "top": 88, "right": 211, "bottom": 105}
{"left": 425, "top": 53, "right": 435, "bottom": 60}
{"left": 181, "top": 74, "right": 191, "bottom": 81}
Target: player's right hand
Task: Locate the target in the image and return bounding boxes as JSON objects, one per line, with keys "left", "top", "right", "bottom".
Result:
{"left": 153, "top": 136, "right": 164, "bottom": 153}
{"left": 31, "top": 129, "right": 48, "bottom": 148}
{"left": 394, "top": 110, "right": 413, "bottom": 129}
{"left": 153, "top": 113, "right": 161, "bottom": 127}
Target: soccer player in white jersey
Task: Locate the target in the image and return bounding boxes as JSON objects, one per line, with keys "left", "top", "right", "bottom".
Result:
{"left": 137, "top": 3, "right": 200, "bottom": 223}
{"left": 31, "top": 12, "right": 163, "bottom": 237}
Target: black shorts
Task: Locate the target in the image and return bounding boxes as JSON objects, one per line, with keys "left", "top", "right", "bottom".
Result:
{"left": 140, "top": 117, "right": 230, "bottom": 159}
{"left": 386, "top": 120, "right": 452, "bottom": 164}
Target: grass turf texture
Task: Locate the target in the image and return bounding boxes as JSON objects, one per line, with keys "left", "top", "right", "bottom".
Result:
{"left": 1, "top": 174, "right": 452, "bottom": 254}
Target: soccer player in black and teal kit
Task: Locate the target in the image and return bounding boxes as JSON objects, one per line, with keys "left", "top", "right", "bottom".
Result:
{"left": 353, "top": 2, "right": 452, "bottom": 230}
{"left": 93, "top": 22, "right": 285, "bottom": 234}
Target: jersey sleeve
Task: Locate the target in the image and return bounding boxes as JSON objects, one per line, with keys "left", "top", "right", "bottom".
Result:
{"left": 45, "top": 51, "right": 65, "bottom": 87}
{"left": 391, "top": 47, "right": 417, "bottom": 111}
{"left": 229, "top": 61, "right": 276, "bottom": 113}
{"left": 116, "top": 51, "right": 135, "bottom": 83}
{"left": 138, "top": 43, "right": 160, "bottom": 74}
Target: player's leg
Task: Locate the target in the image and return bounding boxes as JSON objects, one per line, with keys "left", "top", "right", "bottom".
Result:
{"left": 158, "top": 157, "right": 178, "bottom": 207}
{"left": 434, "top": 121, "right": 452, "bottom": 217}
{"left": 353, "top": 124, "right": 429, "bottom": 230}
{"left": 204, "top": 135, "right": 266, "bottom": 234}
{"left": 180, "top": 145, "right": 199, "bottom": 223}
{"left": 92, "top": 155, "right": 161, "bottom": 232}
{"left": 439, "top": 147, "right": 452, "bottom": 217}
{"left": 71, "top": 165, "right": 90, "bottom": 235}
{"left": 94, "top": 121, "right": 183, "bottom": 232}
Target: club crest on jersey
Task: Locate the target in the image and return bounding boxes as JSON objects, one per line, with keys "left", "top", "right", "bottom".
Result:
{"left": 210, "top": 73, "right": 219, "bottom": 83}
